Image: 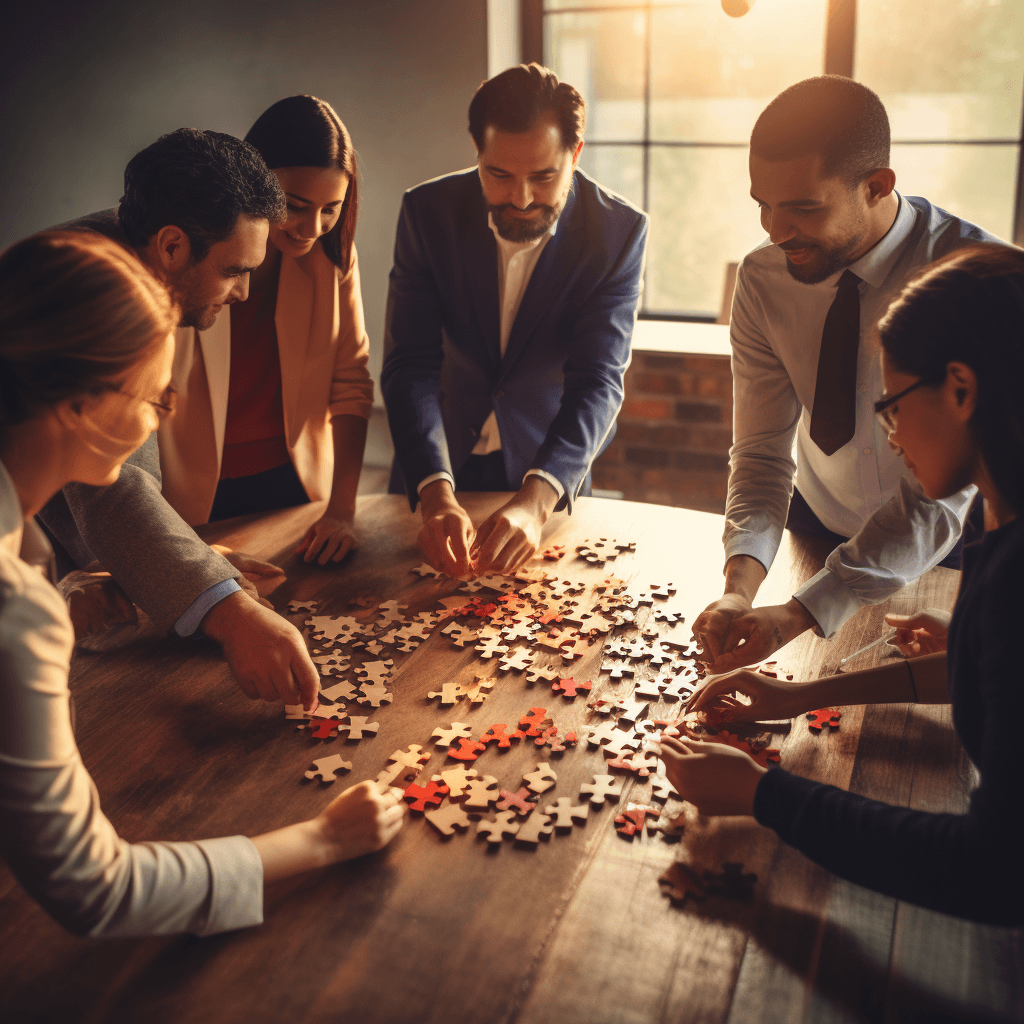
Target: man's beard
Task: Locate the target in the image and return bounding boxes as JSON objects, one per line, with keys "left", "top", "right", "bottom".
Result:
{"left": 178, "top": 303, "right": 219, "bottom": 331}
{"left": 781, "top": 229, "right": 867, "bottom": 285}
{"left": 489, "top": 201, "right": 560, "bottom": 242}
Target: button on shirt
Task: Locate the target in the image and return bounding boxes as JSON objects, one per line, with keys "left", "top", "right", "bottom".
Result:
{"left": 726, "top": 194, "right": 997, "bottom": 637}
{"left": 417, "top": 213, "right": 564, "bottom": 501}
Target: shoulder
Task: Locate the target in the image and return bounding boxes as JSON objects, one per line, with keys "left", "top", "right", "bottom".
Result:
{"left": 569, "top": 169, "right": 647, "bottom": 245}
{"left": 904, "top": 196, "right": 1011, "bottom": 254}
{"left": 0, "top": 548, "right": 73, "bottom": 671}
{"left": 737, "top": 237, "right": 785, "bottom": 296}
{"left": 402, "top": 168, "right": 479, "bottom": 211}
{"left": 48, "top": 208, "right": 125, "bottom": 243}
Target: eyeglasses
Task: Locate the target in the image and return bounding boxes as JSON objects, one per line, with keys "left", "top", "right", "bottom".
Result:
{"left": 873, "top": 378, "right": 931, "bottom": 436}
{"left": 116, "top": 384, "right": 178, "bottom": 420}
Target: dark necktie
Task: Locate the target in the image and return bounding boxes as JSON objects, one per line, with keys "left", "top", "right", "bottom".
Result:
{"left": 810, "top": 269, "right": 861, "bottom": 456}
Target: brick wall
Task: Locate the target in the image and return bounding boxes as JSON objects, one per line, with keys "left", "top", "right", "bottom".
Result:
{"left": 593, "top": 351, "right": 733, "bottom": 514}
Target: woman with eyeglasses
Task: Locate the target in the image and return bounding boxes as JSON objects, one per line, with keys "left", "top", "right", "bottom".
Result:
{"left": 0, "top": 231, "right": 403, "bottom": 937}
{"left": 661, "top": 243, "right": 1024, "bottom": 925}
{"left": 159, "top": 95, "right": 373, "bottom": 566}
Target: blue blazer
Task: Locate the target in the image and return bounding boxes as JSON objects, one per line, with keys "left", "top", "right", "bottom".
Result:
{"left": 381, "top": 167, "right": 648, "bottom": 512}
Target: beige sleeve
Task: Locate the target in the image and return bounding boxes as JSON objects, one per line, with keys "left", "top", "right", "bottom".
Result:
{"left": 328, "top": 245, "right": 374, "bottom": 420}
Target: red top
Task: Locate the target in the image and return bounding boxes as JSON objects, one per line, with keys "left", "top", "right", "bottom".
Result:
{"left": 220, "top": 275, "right": 290, "bottom": 480}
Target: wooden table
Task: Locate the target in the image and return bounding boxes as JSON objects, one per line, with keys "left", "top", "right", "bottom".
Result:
{"left": 1, "top": 494, "right": 1020, "bottom": 1024}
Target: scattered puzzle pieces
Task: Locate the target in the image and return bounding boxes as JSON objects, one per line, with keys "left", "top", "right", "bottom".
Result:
{"left": 806, "top": 707, "right": 842, "bottom": 732}
{"left": 544, "top": 796, "right": 590, "bottom": 830}
{"left": 580, "top": 774, "right": 623, "bottom": 806}
{"left": 463, "top": 774, "right": 501, "bottom": 808}
{"left": 518, "top": 707, "right": 551, "bottom": 737}
{"left": 515, "top": 810, "right": 554, "bottom": 844}
{"left": 480, "top": 723, "right": 521, "bottom": 749}
{"left": 431, "top": 722, "right": 474, "bottom": 748}
{"left": 427, "top": 683, "right": 468, "bottom": 706}
{"left": 659, "top": 862, "right": 707, "bottom": 903}
{"left": 425, "top": 802, "right": 472, "bottom": 836}
{"left": 436, "top": 765, "right": 479, "bottom": 797}
{"left": 497, "top": 787, "right": 537, "bottom": 815}
{"left": 614, "top": 803, "right": 657, "bottom": 837}
{"left": 337, "top": 716, "right": 380, "bottom": 741}
{"left": 703, "top": 862, "right": 758, "bottom": 901}
{"left": 404, "top": 779, "right": 449, "bottom": 812}
{"left": 304, "top": 754, "right": 352, "bottom": 782}
{"left": 476, "top": 810, "right": 521, "bottom": 844}
{"left": 523, "top": 762, "right": 558, "bottom": 794}
{"left": 447, "top": 737, "right": 488, "bottom": 761}
{"left": 552, "top": 676, "right": 592, "bottom": 698}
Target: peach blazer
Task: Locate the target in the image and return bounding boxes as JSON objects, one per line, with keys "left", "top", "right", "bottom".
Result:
{"left": 159, "top": 242, "right": 373, "bottom": 526}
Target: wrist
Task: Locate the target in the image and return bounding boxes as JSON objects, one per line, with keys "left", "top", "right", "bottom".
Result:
{"left": 419, "top": 479, "right": 459, "bottom": 520}
{"left": 199, "top": 589, "right": 247, "bottom": 642}
{"left": 300, "top": 817, "right": 338, "bottom": 869}
{"left": 723, "top": 554, "right": 766, "bottom": 603}
{"left": 515, "top": 476, "right": 558, "bottom": 521}
{"left": 783, "top": 597, "right": 817, "bottom": 638}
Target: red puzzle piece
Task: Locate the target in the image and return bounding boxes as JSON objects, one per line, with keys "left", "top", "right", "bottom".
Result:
{"left": 712, "top": 731, "right": 782, "bottom": 769}
{"left": 447, "top": 737, "right": 487, "bottom": 762}
{"left": 480, "top": 723, "right": 523, "bottom": 748}
{"left": 519, "top": 707, "right": 551, "bottom": 737}
{"left": 404, "top": 780, "right": 449, "bottom": 812}
{"left": 497, "top": 787, "right": 536, "bottom": 815}
{"left": 552, "top": 676, "right": 592, "bottom": 698}
{"left": 308, "top": 719, "right": 338, "bottom": 739}
{"left": 533, "top": 724, "right": 567, "bottom": 752}
{"left": 614, "top": 804, "right": 656, "bottom": 837}
{"left": 806, "top": 707, "right": 842, "bottom": 732}
{"left": 659, "top": 862, "right": 707, "bottom": 903}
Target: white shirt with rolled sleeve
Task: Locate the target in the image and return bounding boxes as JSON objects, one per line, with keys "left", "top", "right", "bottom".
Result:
{"left": 416, "top": 214, "right": 564, "bottom": 501}
{"left": 725, "top": 193, "right": 1001, "bottom": 638}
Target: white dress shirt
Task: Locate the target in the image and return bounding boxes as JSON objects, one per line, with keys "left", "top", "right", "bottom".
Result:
{"left": 417, "top": 213, "right": 564, "bottom": 501}
{"left": 725, "top": 193, "right": 993, "bottom": 637}
{"left": 0, "top": 460, "right": 263, "bottom": 937}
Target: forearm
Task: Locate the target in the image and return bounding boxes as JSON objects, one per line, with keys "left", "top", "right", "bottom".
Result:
{"left": 802, "top": 651, "right": 948, "bottom": 711}
{"left": 325, "top": 415, "right": 368, "bottom": 518}
{"left": 723, "top": 554, "right": 767, "bottom": 602}
{"left": 251, "top": 819, "right": 332, "bottom": 883}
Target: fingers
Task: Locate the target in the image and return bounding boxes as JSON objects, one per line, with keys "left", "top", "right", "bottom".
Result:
{"left": 291, "top": 648, "right": 321, "bottom": 713}
{"left": 330, "top": 535, "right": 356, "bottom": 564}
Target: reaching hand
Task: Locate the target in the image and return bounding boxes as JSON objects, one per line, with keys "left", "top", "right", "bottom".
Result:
{"left": 59, "top": 570, "right": 138, "bottom": 641}
{"left": 212, "top": 545, "right": 285, "bottom": 605}
{"left": 296, "top": 514, "right": 360, "bottom": 566}
{"left": 691, "top": 593, "right": 752, "bottom": 666}
{"left": 315, "top": 781, "right": 406, "bottom": 862}
{"left": 201, "top": 591, "right": 319, "bottom": 711}
{"left": 697, "top": 599, "right": 816, "bottom": 674}
{"left": 655, "top": 734, "right": 765, "bottom": 816}
{"left": 685, "top": 668, "right": 813, "bottom": 722}
{"left": 472, "top": 500, "right": 544, "bottom": 575}
{"left": 884, "top": 608, "right": 951, "bottom": 657}
{"left": 416, "top": 480, "right": 476, "bottom": 578}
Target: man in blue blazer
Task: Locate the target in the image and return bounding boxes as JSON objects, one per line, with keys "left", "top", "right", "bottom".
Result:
{"left": 382, "top": 64, "right": 648, "bottom": 577}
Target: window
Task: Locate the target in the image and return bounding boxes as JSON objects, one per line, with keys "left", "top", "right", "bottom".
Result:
{"left": 530, "top": 0, "right": 1024, "bottom": 319}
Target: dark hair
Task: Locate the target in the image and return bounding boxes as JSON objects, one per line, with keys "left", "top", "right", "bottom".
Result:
{"left": 118, "top": 128, "right": 286, "bottom": 262}
{"left": 0, "top": 231, "right": 177, "bottom": 427}
{"left": 878, "top": 244, "right": 1024, "bottom": 515}
{"left": 468, "top": 63, "right": 585, "bottom": 152}
{"left": 750, "top": 76, "right": 890, "bottom": 186}
{"left": 245, "top": 95, "right": 358, "bottom": 273}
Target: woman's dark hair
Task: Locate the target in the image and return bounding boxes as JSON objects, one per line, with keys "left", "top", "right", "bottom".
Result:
{"left": 118, "top": 128, "right": 285, "bottom": 262}
{"left": 468, "top": 64, "right": 586, "bottom": 152}
{"left": 245, "top": 96, "right": 358, "bottom": 273}
{"left": 0, "top": 232, "right": 177, "bottom": 427}
{"left": 878, "top": 243, "right": 1024, "bottom": 515}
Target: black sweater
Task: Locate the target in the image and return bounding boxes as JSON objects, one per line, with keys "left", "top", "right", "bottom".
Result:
{"left": 753, "top": 517, "right": 1024, "bottom": 925}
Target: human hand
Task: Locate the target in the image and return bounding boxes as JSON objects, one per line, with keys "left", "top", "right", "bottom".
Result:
{"left": 884, "top": 608, "right": 951, "bottom": 657}
{"left": 472, "top": 476, "right": 558, "bottom": 575}
{"left": 315, "top": 781, "right": 406, "bottom": 863}
{"left": 296, "top": 513, "right": 359, "bottom": 566}
{"left": 691, "top": 593, "right": 752, "bottom": 665}
{"left": 417, "top": 480, "right": 475, "bottom": 577}
{"left": 59, "top": 570, "right": 138, "bottom": 640}
{"left": 211, "top": 545, "right": 285, "bottom": 605}
{"left": 700, "top": 598, "right": 816, "bottom": 675}
{"left": 655, "top": 734, "right": 765, "bottom": 816}
{"left": 201, "top": 591, "right": 319, "bottom": 711}
{"left": 685, "top": 668, "right": 813, "bottom": 722}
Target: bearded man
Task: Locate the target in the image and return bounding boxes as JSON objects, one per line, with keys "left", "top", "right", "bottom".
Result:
{"left": 691, "top": 76, "right": 1004, "bottom": 674}
{"left": 381, "top": 63, "right": 648, "bottom": 576}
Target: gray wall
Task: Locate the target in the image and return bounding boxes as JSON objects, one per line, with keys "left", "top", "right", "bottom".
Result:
{"left": 0, "top": 0, "right": 488, "bottom": 402}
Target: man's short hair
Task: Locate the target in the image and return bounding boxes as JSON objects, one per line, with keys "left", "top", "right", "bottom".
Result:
{"left": 750, "top": 76, "right": 890, "bottom": 186}
{"left": 469, "top": 63, "right": 585, "bottom": 151}
{"left": 118, "top": 128, "right": 286, "bottom": 261}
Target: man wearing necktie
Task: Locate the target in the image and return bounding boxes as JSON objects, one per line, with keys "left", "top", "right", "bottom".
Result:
{"left": 382, "top": 64, "right": 648, "bottom": 577}
{"left": 693, "top": 76, "right": 1006, "bottom": 672}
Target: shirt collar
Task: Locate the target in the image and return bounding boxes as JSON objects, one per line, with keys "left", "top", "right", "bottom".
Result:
{"left": 0, "top": 458, "right": 25, "bottom": 560}
{"left": 487, "top": 212, "right": 558, "bottom": 253}
{"left": 848, "top": 192, "right": 915, "bottom": 290}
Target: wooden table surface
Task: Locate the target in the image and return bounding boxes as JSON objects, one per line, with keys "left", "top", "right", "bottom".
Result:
{"left": 1, "top": 493, "right": 1021, "bottom": 1024}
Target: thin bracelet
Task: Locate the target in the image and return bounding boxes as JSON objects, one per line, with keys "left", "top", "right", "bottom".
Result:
{"left": 905, "top": 660, "right": 918, "bottom": 703}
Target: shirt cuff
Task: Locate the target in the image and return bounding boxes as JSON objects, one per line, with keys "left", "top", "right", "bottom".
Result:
{"left": 722, "top": 533, "right": 774, "bottom": 577}
{"left": 792, "top": 567, "right": 860, "bottom": 639}
{"left": 524, "top": 469, "right": 564, "bottom": 501}
{"left": 174, "top": 579, "right": 242, "bottom": 638}
{"left": 194, "top": 835, "right": 264, "bottom": 935}
{"left": 417, "top": 471, "right": 456, "bottom": 496}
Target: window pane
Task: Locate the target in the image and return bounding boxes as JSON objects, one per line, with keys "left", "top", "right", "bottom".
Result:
{"left": 892, "top": 143, "right": 1019, "bottom": 240}
{"left": 545, "top": 0, "right": 645, "bottom": 8}
{"left": 578, "top": 144, "right": 645, "bottom": 209}
{"left": 650, "top": 0, "right": 828, "bottom": 143}
{"left": 646, "top": 146, "right": 767, "bottom": 315}
{"left": 544, "top": 10, "right": 646, "bottom": 140}
{"left": 856, "top": 0, "right": 1024, "bottom": 140}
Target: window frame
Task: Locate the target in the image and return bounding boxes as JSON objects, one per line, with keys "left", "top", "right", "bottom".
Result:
{"left": 524, "top": 0, "right": 1024, "bottom": 321}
